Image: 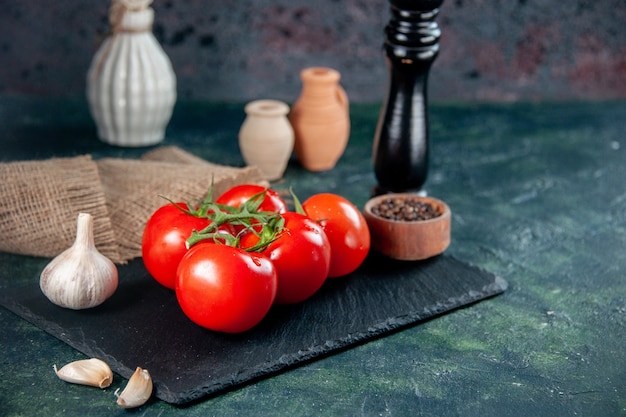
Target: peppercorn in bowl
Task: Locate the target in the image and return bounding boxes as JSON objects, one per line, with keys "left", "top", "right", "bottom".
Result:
{"left": 363, "top": 194, "right": 451, "bottom": 261}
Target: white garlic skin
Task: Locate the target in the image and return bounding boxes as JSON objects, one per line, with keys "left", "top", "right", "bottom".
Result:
{"left": 39, "top": 213, "right": 118, "bottom": 310}
{"left": 115, "top": 366, "right": 153, "bottom": 409}
{"left": 53, "top": 358, "right": 113, "bottom": 389}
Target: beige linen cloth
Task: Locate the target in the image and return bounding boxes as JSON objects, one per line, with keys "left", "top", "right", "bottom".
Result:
{"left": 0, "top": 146, "right": 262, "bottom": 264}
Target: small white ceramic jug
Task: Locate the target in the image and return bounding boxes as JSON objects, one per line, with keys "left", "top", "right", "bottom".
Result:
{"left": 238, "top": 99, "right": 295, "bottom": 181}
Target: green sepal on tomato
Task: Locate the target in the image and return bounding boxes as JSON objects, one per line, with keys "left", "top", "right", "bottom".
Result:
{"left": 186, "top": 185, "right": 287, "bottom": 251}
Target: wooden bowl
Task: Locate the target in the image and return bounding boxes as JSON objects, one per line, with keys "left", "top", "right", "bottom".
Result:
{"left": 363, "top": 194, "right": 451, "bottom": 261}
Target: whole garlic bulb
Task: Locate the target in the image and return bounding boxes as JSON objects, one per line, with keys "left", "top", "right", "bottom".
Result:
{"left": 40, "top": 212, "right": 118, "bottom": 309}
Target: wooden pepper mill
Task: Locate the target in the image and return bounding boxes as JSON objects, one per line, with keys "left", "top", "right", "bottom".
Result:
{"left": 372, "top": 0, "right": 444, "bottom": 194}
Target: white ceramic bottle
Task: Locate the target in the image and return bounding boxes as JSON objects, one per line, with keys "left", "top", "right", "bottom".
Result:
{"left": 87, "top": 0, "right": 176, "bottom": 147}
{"left": 238, "top": 99, "right": 295, "bottom": 181}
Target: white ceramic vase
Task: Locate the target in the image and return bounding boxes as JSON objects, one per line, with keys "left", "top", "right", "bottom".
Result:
{"left": 238, "top": 99, "right": 294, "bottom": 181}
{"left": 87, "top": 0, "right": 176, "bottom": 147}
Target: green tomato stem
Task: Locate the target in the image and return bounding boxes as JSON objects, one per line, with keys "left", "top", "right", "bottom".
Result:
{"left": 184, "top": 189, "right": 286, "bottom": 252}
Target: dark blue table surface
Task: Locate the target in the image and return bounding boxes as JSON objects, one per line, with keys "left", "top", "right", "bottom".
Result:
{"left": 1, "top": 95, "right": 625, "bottom": 416}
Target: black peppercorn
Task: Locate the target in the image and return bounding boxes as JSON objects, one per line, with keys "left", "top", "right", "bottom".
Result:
{"left": 371, "top": 197, "right": 441, "bottom": 222}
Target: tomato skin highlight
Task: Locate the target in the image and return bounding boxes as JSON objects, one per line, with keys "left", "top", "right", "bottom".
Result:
{"left": 216, "top": 184, "right": 288, "bottom": 214}
{"left": 245, "top": 212, "right": 331, "bottom": 305}
{"left": 141, "top": 203, "right": 211, "bottom": 290}
{"left": 302, "top": 193, "right": 371, "bottom": 278}
{"left": 175, "top": 243, "right": 277, "bottom": 333}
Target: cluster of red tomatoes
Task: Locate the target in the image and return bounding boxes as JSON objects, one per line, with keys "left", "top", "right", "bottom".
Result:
{"left": 141, "top": 184, "right": 371, "bottom": 334}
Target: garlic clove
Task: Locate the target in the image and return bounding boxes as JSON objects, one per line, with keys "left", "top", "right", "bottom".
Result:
{"left": 115, "top": 366, "right": 153, "bottom": 409}
{"left": 39, "top": 212, "right": 118, "bottom": 310}
{"left": 53, "top": 358, "right": 113, "bottom": 389}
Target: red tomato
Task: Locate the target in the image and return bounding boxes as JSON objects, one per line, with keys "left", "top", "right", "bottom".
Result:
{"left": 216, "top": 184, "right": 288, "bottom": 214}
{"left": 302, "top": 193, "right": 371, "bottom": 278}
{"left": 242, "top": 212, "right": 331, "bottom": 304}
{"left": 175, "top": 243, "right": 277, "bottom": 333}
{"left": 141, "top": 203, "right": 212, "bottom": 290}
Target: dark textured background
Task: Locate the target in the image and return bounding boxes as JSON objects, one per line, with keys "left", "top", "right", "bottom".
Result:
{"left": 1, "top": 0, "right": 625, "bottom": 103}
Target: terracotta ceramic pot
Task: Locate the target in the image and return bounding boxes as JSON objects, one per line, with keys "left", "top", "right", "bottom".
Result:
{"left": 363, "top": 193, "right": 451, "bottom": 261}
{"left": 238, "top": 99, "right": 294, "bottom": 181}
{"left": 87, "top": 1, "right": 176, "bottom": 147}
{"left": 289, "top": 67, "right": 350, "bottom": 171}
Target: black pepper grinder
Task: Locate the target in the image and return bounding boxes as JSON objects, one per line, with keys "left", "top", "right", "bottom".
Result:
{"left": 372, "top": 0, "right": 444, "bottom": 195}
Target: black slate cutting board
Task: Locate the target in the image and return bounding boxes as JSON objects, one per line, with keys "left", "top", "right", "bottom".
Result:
{"left": 0, "top": 253, "right": 506, "bottom": 405}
